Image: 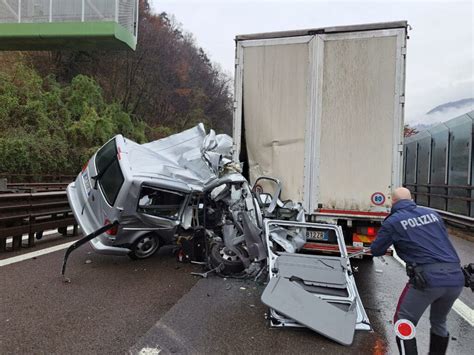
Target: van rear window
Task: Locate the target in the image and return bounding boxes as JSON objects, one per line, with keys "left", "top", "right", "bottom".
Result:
{"left": 95, "top": 139, "right": 124, "bottom": 205}
{"left": 96, "top": 139, "right": 117, "bottom": 174}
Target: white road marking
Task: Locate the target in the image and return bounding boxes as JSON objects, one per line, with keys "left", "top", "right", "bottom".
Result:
{"left": 2, "top": 232, "right": 473, "bottom": 327}
{"left": 392, "top": 250, "right": 405, "bottom": 266}
{"left": 0, "top": 241, "right": 75, "bottom": 267}
{"left": 453, "top": 299, "right": 474, "bottom": 327}
{"left": 392, "top": 250, "right": 473, "bottom": 327}
{"left": 138, "top": 347, "right": 162, "bottom": 355}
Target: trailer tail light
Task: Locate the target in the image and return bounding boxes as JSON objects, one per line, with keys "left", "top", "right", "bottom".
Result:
{"left": 104, "top": 219, "right": 118, "bottom": 236}
{"left": 352, "top": 226, "right": 379, "bottom": 245}
{"left": 82, "top": 160, "right": 90, "bottom": 172}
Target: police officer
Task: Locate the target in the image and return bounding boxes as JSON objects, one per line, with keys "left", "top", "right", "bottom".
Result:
{"left": 371, "top": 187, "right": 464, "bottom": 355}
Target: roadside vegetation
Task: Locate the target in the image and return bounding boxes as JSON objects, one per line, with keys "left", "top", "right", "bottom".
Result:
{"left": 0, "top": 65, "right": 146, "bottom": 176}
{"left": 0, "top": 0, "right": 233, "bottom": 178}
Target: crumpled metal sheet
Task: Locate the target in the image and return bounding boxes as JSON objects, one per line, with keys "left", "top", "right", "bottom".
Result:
{"left": 269, "top": 226, "right": 306, "bottom": 253}
{"left": 126, "top": 124, "right": 235, "bottom": 190}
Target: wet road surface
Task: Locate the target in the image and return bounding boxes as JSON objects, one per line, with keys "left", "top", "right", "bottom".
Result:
{"left": 131, "top": 256, "right": 473, "bottom": 355}
{"left": 0, "top": 231, "right": 472, "bottom": 354}
{"left": 447, "top": 228, "right": 474, "bottom": 308}
{"left": 0, "top": 237, "right": 200, "bottom": 354}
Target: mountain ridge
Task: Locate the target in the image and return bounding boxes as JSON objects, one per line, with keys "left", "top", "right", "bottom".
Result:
{"left": 426, "top": 98, "right": 474, "bottom": 115}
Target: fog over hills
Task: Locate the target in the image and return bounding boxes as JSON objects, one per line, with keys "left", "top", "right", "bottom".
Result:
{"left": 427, "top": 98, "right": 474, "bottom": 115}
{"left": 411, "top": 98, "right": 474, "bottom": 130}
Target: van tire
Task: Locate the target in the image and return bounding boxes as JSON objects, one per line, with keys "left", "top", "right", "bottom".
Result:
{"left": 209, "top": 242, "right": 246, "bottom": 275}
{"left": 128, "top": 234, "right": 160, "bottom": 260}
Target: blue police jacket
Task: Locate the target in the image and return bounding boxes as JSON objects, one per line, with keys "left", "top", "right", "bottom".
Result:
{"left": 371, "top": 199, "right": 464, "bottom": 287}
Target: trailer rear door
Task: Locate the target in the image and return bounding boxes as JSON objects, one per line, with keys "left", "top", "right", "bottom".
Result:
{"left": 235, "top": 36, "right": 313, "bottom": 202}
{"left": 234, "top": 25, "right": 406, "bottom": 215}
{"left": 312, "top": 30, "right": 406, "bottom": 214}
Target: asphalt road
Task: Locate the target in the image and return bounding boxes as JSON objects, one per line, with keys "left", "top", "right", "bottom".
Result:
{"left": 0, "top": 231, "right": 472, "bottom": 354}
{"left": 447, "top": 227, "right": 474, "bottom": 309}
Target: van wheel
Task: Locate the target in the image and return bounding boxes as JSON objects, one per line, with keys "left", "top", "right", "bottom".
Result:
{"left": 128, "top": 234, "right": 160, "bottom": 260}
{"left": 209, "top": 242, "right": 246, "bottom": 275}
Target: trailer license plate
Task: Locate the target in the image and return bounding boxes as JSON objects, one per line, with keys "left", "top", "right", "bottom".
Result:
{"left": 352, "top": 241, "right": 364, "bottom": 258}
{"left": 307, "top": 231, "right": 328, "bottom": 241}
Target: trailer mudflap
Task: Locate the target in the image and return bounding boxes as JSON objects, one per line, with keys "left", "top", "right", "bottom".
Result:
{"left": 262, "top": 275, "right": 357, "bottom": 346}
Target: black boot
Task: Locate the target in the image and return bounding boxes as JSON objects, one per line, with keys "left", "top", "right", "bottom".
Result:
{"left": 428, "top": 332, "right": 449, "bottom": 355}
{"left": 396, "top": 336, "right": 418, "bottom": 355}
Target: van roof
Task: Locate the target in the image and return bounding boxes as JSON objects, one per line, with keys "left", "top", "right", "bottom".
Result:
{"left": 122, "top": 124, "right": 234, "bottom": 192}
{"left": 235, "top": 21, "right": 408, "bottom": 41}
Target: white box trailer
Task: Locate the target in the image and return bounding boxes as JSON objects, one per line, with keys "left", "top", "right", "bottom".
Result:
{"left": 233, "top": 21, "right": 407, "bottom": 249}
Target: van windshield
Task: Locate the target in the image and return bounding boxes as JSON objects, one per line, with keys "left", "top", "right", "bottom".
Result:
{"left": 95, "top": 139, "right": 124, "bottom": 206}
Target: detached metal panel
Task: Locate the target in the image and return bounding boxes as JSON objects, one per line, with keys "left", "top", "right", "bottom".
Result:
{"left": 429, "top": 124, "right": 449, "bottom": 210}
{"left": 446, "top": 115, "right": 472, "bottom": 215}
{"left": 415, "top": 131, "right": 431, "bottom": 205}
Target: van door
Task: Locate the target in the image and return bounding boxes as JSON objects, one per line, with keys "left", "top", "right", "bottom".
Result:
{"left": 261, "top": 220, "right": 371, "bottom": 345}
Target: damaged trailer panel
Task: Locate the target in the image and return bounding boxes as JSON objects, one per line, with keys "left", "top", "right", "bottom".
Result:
{"left": 262, "top": 220, "right": 370, "bottom": 345}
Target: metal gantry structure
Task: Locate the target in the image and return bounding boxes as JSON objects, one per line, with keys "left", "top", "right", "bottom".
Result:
{"left": 0, "top": 0, "right": 138, "bottom": 50}
{"left": 403, "top": 110, "right": 474, "bottom": 225}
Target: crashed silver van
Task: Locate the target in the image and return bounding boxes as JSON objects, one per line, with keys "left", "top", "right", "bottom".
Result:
{"left": 66, "top": 124, "right": 371, "bottom": 345}
{"left": 67, "top": 124, "right": 265, "bottom": 265}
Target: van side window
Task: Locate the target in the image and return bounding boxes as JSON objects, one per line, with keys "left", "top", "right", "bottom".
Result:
{"left": 95, "top": 139, "right": 124, "bottom": 205}
{"left": 137, "top": 187, "right": 185, "bottom": 220}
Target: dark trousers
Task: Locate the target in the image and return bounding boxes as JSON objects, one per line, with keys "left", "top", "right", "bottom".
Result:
{"left": 394, "top": 283, "right": 463, "bottom": 336}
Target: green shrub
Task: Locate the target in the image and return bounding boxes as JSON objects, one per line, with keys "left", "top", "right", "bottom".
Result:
{"left": 0, "top": 64, "right": 147, "bottom": 177}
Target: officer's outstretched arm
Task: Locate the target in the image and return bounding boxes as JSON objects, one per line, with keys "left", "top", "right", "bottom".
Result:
{"left": 370, "top": 223, "right": 394, "bottom": 256}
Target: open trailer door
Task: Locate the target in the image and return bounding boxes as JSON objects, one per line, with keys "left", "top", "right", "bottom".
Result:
{"left": 261, "top": 220, "right": 370, "bottom": 345}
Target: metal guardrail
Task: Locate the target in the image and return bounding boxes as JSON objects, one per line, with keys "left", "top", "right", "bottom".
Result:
{"left": 5, "top": 182, "right": 70, "bottom": 193}
{"left": 0, "top": 191, "right": 78, "bottom": 252}
{"left": 0, "top": 174, "right": 75, "bottom": 183}
{"left": 405, "top": 183, "right": 474, "bottom": 229}
{"left": 405, "top": 183, "right": 473, "bottom": 203}
{"left": 434, "top": 209, "right": 474, "bottom": 229}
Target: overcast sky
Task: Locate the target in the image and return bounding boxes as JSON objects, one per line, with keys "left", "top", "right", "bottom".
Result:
{"left": 150, "top": 0, "right": 473, "bottom": 125}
